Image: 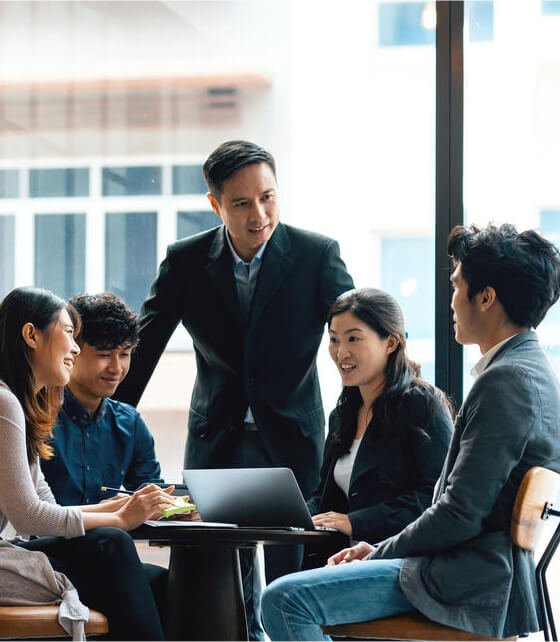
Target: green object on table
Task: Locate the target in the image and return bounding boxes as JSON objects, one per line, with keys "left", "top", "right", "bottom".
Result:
{"left": 161, "top": 498, "right": 197, "bottom": 518}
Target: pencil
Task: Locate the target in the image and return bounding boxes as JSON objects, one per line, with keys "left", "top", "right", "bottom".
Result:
{"left": 100, "top": 486, "right": 134, "bottom": 495}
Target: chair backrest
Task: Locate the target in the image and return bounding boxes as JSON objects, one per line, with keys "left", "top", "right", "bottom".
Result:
{"left": 511, "top": 466, "right": 560, "bottom": 551}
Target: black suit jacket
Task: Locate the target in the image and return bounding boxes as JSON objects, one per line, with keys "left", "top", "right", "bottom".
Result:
{"left": 115, "top": 223, "right": 354, "bottom": 496}
{"left": 307, "top": 386, "right": 453, "bottom": 543}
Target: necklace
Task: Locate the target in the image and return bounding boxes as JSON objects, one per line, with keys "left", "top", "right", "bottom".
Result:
{"left": 356, "top": 404, "right": 372, "bottom": 439}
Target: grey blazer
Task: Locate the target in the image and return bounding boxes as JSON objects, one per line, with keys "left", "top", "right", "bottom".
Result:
{"left": 371, "top": 332, "right": 560, "bottom": 638}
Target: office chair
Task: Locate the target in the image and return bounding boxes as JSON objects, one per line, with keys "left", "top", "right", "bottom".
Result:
{"left": 322, "top": 466, "right": 560, "bottom": 641}
{"left": 0, "top": 606, "right": 108, "bottom": 639}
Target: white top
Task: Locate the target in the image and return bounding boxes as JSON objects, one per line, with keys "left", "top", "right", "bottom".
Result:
{"left": 471, "top": 334, "right": 519, "bottom": 378}
{"left": 0, "top": 380, "right": 84, "bottom": 539}
{"left": 333, "top": 437, "right": 363, "bottom": 498}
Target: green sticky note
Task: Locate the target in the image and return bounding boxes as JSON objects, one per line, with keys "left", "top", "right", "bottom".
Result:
{"left": 160, "top": 497, "right": 196, "bottom": 518}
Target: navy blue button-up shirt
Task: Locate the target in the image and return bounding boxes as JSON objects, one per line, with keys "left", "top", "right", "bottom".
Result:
{"left": 41, "top": 388, "right": 163, "bottom": 506}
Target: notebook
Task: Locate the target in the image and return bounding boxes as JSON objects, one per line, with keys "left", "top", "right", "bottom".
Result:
{"left": 182, "top": 467, "right": 332, "bottom": 530}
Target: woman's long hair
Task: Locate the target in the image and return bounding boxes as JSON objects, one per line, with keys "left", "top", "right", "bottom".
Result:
{"left": 0, "top": 287, "right": 74, "bottom": 463}
{"left": 328, "top": 288, "right": 451, "bottom": 453}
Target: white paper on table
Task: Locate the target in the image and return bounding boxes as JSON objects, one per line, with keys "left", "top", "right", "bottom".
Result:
{"left": 144, "top": 520, "right": 238, "bottom": 527}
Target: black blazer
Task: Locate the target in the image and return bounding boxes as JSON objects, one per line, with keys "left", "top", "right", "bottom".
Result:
{"left": 307, "top": 386, "right": 453, "bottom": 543}
{"left": 115, "top": 223, "right": 354, "bottom": 496}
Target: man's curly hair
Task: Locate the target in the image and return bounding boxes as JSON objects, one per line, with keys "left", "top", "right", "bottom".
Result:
{"left": 68, "top": 292, "right": 139, "bottom": 350}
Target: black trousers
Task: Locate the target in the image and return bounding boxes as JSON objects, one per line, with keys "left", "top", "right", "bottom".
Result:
{"left": 231, "top": 430, "right": 303, "bottom": 640}
{"left": 18, "top": 527, "right": 167, "bottom": 641}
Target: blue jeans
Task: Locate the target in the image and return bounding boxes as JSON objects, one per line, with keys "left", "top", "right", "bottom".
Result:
{"left": 261, "top": 558, "right": 415, "bottom": 641}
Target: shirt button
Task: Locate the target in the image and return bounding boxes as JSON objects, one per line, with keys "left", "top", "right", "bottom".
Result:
{"left": 85, "top": 498, "right": 90, "bottom": 504}
{"left": 86, "top": 432, "right": 89, "bottom": 438}
{"left": 86, "top": 465, "right": 90, "bottom": 471}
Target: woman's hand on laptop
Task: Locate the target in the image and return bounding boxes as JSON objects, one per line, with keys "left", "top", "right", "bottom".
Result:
{"left": 312, "top": 511, "right": 351, "bottom": 535}
{"left": 327, "top": 541, "right": 375, "bottom": 566}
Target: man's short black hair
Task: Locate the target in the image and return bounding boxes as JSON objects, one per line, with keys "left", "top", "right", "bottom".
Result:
{"left": 203, "top": 140, "right": 276, "bottom": 199}
{"left": 448, "top": 222, "right": 560, "bottom": 328}
{"left": 68, "top": 292, "right": 139, "bottom": 350}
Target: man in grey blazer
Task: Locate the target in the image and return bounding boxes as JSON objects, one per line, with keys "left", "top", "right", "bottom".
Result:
{"left": 262, "top": 222, "right": 560, "bottom": 641}
{"left": 114, "top": 140, "right": 354, "bottom": 638}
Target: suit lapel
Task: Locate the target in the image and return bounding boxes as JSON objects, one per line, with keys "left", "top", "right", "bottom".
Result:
{"left": 248, "top": 224, "right": 292, "bottom": 328}
{"left": 205, "top": 227, "right": 244, "bottom": 326}
{"left": 349, "top": 431, "right": 387, "bottom": 487}
{"left": 436, "top": 332, "right": 538, "bottom": 498}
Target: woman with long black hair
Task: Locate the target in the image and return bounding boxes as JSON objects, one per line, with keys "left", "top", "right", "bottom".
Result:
{"left": 304, "top": 288, "right": 452, "bottom": 566}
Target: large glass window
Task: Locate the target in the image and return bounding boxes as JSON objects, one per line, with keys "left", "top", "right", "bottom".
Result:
{"left": 464, "top": 0, "right": 560, "bottom": 394}
{"left": 34, "top": 213, "right": 85, "bottom": 299}
{"left": 1, "top": 0, "right": 437, "bottom": 479}
{"left": 0, "top": 216, "right": 15, "bottom": 297}
{"left": 105, "top": 212, "right": 157, "bottom": 313}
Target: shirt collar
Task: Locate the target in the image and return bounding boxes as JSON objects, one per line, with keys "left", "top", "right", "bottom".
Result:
{"left": 63, "top": 387, "right": 107, "bottom": 424}
{"left": 225, "top": 230, "right": 267, "bottom": 266}
{"left": 471, "top": 333, "right": 520, "bottom": 377}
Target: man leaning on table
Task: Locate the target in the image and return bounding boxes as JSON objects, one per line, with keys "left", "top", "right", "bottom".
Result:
{"left": 114, "top": 140, "right": 354, "bottom": 638}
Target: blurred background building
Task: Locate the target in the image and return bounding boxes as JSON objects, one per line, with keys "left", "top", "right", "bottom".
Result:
{"left": 1, "top": 0, "right": 560, "bottom": 482}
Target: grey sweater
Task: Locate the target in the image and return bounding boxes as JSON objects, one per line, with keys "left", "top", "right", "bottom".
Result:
{"left": 0, "top": 381, "right": 83, "bottom": 539}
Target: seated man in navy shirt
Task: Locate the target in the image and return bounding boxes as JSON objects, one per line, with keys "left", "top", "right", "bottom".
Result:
{"left": 42, "top": 292, "right": 164, "bottom": 505}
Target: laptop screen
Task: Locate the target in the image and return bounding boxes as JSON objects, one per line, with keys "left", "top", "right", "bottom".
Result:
{"left": 182, "top": 467, "right": 315, "bottom": 529}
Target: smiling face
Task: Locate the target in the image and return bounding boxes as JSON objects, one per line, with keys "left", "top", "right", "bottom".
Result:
{"left": 26, "top": 308, "right": 80, "bottom": 390}
{"left": 328, "top": 311, "right": 397, "bottom": 399}
{"left": 68, "top": 342, "right": 132, "bottom": 414}
{"left": 207, "top": 162, "right": 280, "bottom": 262}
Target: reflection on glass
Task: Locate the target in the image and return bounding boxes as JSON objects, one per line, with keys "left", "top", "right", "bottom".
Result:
{"left": 378, "top": 2, "right": 436, "bottom": 47}
{"left": 0, "top": 170, "right": 18, "bottom": 198}
{"left": 34, "top": 214, "right": 85, "bottom": 299}
{"left": 173, "top": 166, "right": 207, "bottom": 195}
{"left": 378, "top": 1, "right": 493, "bottom": 47}
{"left": 105, "top": 212, "right": 157, "bottom": 313}
{"left": 177, "top": 211, "right": 221, "bottom": 239}
{"left": 103, "top": 167, "right": 162, "bottom": 197}
{"left": 0, "top": 216, "right": 15, "bottom": 297}
{"left": 464, "top": 0, "right": 560, "bottom": 394}
{"left": 29, "top": 168, "right": 89, "bottom": 198}
{"left": 381, "top": 237, "right": 435, "bottom": 383}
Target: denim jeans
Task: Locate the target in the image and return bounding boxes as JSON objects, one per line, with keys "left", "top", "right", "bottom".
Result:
{"left": 261, "top": 558, "right": 414, "bottom": 641}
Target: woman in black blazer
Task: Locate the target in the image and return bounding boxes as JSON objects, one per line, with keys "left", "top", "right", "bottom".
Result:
{"left": 304, "top": 288, "right": 453, "bottom": 567}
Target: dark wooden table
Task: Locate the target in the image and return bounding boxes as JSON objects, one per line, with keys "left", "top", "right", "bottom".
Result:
{"left": 131, "top": 524, "right": 348, "bottom": 641}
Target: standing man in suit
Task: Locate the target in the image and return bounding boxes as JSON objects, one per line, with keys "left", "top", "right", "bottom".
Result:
{"left": 114, "top": 140, "right": 354, "bottom": 637}
{"left": 262, "top": 222, "right": 560, "bottom": 641}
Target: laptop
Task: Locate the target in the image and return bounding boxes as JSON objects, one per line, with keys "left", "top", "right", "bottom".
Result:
{"left": 182, "top": 467, "right": 332, "bottom": 530}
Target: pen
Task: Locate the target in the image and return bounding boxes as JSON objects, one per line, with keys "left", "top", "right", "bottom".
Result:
{"left": 100, "top": 486, "right": 134, "bottom": 495}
